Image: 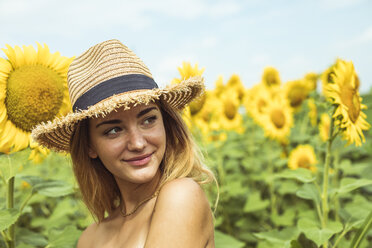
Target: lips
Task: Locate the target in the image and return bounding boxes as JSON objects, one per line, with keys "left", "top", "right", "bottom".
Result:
{"left": 123, "top": 153, "right": 152, "bottom": 166}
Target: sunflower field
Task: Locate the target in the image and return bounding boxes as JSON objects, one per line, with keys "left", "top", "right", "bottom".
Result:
{"left": 0, "top": 44, "right": 371, "bottom": 248}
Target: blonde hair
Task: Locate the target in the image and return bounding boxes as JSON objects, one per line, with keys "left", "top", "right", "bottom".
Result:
{"left": 70, "top": 99, "right": 216, "bottom": 222}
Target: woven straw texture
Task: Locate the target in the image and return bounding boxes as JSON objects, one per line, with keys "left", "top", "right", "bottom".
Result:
{"left": 31, "top": 39, "right": 204, "bottom": 152}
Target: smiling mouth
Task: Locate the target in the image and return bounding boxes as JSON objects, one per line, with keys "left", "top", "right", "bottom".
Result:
{"left": 123, "top": 153, "right": 153, "bottom": 166}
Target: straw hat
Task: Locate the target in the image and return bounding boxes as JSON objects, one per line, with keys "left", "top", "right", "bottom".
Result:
{"left": 31, "top": 39, "right": 204, "bottom": 152}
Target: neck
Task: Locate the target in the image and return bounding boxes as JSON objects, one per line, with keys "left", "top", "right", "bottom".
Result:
{"left": 116, "top": 170, "right": 161, "bottom": 213}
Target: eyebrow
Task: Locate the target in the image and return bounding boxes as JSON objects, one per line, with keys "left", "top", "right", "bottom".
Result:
{"left": 95, "top": 107, "right": 158, "bottom": 128}
{"left": 137, "top": 107, "right": 157, "bottom": 118}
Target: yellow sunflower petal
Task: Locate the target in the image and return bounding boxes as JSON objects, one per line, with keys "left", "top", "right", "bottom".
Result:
{"left": 0, "top": 121, "right": 16, "bottom": 148}
{"left": 0, "top": 107, "right": 7, "bottom": 124}
{"left": 0, "top": 57, "right": 12, "bottom": 76}
{"left": 36, "top": 43, "right": 52, "bottom": 66}
{"left": 12, "top": 128, "right": 30, "bottom": 152}
{"left": 22, "top": 45, "right": 38, "bottom": 65}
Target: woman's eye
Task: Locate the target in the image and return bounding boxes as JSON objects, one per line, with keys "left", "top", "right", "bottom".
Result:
{"left": 105, "top": 127, "right": 121, "bottom": 135}
{"left": 143, "top": 116, "right": 157, "bottom": 125}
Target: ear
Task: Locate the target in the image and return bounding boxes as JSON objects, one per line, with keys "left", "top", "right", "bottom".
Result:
{"left": 88, "top": 147, "right": 98, "bottom": 159}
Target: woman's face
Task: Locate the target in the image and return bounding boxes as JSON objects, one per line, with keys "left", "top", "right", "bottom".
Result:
{"left": 88, "top": 103, "right": 166, "bottom": 185}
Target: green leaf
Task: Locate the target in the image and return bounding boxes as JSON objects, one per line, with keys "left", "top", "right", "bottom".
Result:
{"left": 254, "top": 227, "right": 298, "bottom": 247}
{"left": 33, "top": 180, "right": 74, "bottom": 197}
{"left": 290, "top": 240, "right": 303, "bottom": 248}
{"left": 18, "top": 175, "right": 44, "bottom": 187}
{"left": 337, "top": 178, "right": 372, "bottom": 195}
{"left": 339, "top": 159, "right": 370, "bottom": 176}
{"left": 275, "top": 168, "right": 316, "bottom": 183}
{"left": 32, "top": 198, "right": 80, "bottom": 230}
{"left": 222, "top": 142, "right": 246, "bottom": 159}
{"left": 349, "top": 209, "right": 372, "bottom": 248}
{"left": 296, "top": 183, "right": 320, "bottom": 204}
{"left": 16, "top": 244, "right": 35, "bottom": 248}
{"left": 271, "top": 209, "right": 296, "bottom": 227}
{"left": 243, "top": 191, "right": 270, "bottom": 213}
{"left": 0, "top": 208, "right": 20, "bottom": 232}
{"left": 0, "top": 155, "right": 11, "bottom": 182}
{"left": 0, "top": 150, "right": 30, "bottom": 182}
{"left": 215, "top": 230, "right": 245, "bottom": 248}
{"left": 17, "top": 228, "right": 48, "bottom": 247}
{"left": 277, "top": 180, "right": 300, "bottom": 195}
{"left": 47, "top": 226, "right": 81, "bottom": 248}
{"left": 298, "top": 218, "right": 343, "bottom": 246}
{"left": 344, "top": 195, "right": 372, "bottom": 221}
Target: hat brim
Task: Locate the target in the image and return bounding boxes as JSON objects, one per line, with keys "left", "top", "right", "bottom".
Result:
{"left": 31, "top": 76, "right": 204, "bottom": 153}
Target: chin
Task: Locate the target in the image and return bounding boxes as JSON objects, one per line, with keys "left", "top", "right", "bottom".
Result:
{"left": 129, "top": 166, "right": 160, "bottom": 184}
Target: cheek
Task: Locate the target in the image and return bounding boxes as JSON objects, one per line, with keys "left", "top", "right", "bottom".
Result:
{"left": 156, "top": 125, "right": 167, "bottom": 147}
{"left": 148, "top": 124, "right": 166, "bottom": 153}
{"left": 91, "top": 137, "right": 126, "bottom": 159}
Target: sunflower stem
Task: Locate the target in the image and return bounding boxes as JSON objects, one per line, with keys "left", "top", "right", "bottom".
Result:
{"left": 332, "top": 227, "right": 347, "bottom": 248}
{"left": 268, "top": 141, "right": 277, "bottom": 222}
{"left": 19, "top": 191, "right": 35, "bottom": 214}
{"left": 216, "top": 142, "right": 233, "bottom": 235}
{"left": 1, "top": 230, "right": 10, "bottom": 248}
{"left": 321, "top": 113, "right": 335, "bottom": 248}
{"left": 332, "top": 150, "right": 340, "bottom": 223}
{"left": 300, "top": 109, "right": 309, "bottom": 135}
{"left": 313, "top": 181, "right": 324, "bottom": 224}
{"left": 6, "top": 176, "right": 15, "bottom": 248}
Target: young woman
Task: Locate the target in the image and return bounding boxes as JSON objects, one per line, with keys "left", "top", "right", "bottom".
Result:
{"left": 32, "top": 39, "right": 216, "bottom": 247}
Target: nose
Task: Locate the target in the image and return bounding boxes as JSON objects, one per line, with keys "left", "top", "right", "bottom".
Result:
{"left": 127, "top": 128, "right": 146, "bottom": 151}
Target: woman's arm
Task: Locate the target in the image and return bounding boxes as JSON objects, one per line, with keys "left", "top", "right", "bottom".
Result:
{"left": 145, "top": 177, "right": 214, "bottom": 248}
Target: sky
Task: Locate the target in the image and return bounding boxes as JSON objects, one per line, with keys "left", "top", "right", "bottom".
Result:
{"left": 1, "top": 0, "right": 372, "bottom": 93}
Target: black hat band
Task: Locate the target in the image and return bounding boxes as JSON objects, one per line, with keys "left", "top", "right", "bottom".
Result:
{"left": 73, "top": 74, "right": 159, "bottom": 111}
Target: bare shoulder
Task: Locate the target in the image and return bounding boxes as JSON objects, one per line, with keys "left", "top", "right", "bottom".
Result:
{"left": 159, "top": 177, "right": 207, "bottom": 202}
{"left": 145, "top": 178, "right": 214, "bottom": 248}
{"left": 76, "top": 222, "right": 98, "bottom": 248}
{"left": 157, "top": 178, "right": 212, "bottom": 217}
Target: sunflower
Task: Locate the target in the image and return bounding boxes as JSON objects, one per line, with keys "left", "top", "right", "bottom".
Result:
{"left": 212, "top": 76, "right": 225, "bottom": 98}
{"left": 319, "top": 113, "right": 331, "bottom": 142}
{"left": 172, "top": 62, "right": 206, "bottom": 115}
{"left": 304, "top": 72, "right": 318, "bottom": 91}
{"left": 226, "top": 74, "right": 245, "bottom": 102}
{"left": 288, "top": 144, "right": 317, "bottom": 172}
{"left": 0, "top": 43, "right": 73, "bottom": 155}
{"left": 218, "top": 88, "right": 244, "bottom": 133}
{"left": 283, "top": 79, "right": 310, "bottom": 111}
{"left": 262, "top": 66, "right": 281, "bottom": 88}
{"left": 325, "top": 59, "right": 370, "bottom": 146}
{"left": 308, "top": 98, "right": 317, "bottom": 126}
{"left": 321, "top": 64, "right": 336, "bottom": 96}
{"left": 191, "top": 92, "right": 227, "bottom": 143}
{"left": 171, "top": 61, "right": 205, "bottom": 84}
{"left": 260, "top": 95, "right": 293, "bottom": 143}
{"left": 244, "top": 83, "right": 272, "bottom": 126}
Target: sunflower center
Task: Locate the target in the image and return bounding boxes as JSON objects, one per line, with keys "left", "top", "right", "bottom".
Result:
{"left": 288, "top": 85, "right": 307, "bottom": 108}
{"left": 5, "top": 65, "right": 65, "bottom": 132}
{"left": 224, "top": 101, "right": 237, "bottom": 120}
{"left": 202, "top": 109, "right": 212, "bottom": 122}
{"left": 340, "top": 84, "right": 360, "bottom": 123}
{"left": 265, "top": 74, "right": 279, "bottom": 87}
{"left": 270, "top": 109, "right": 285, "bottom": 129}
{"left": 297, "top": 156, "right": 311, "bottom": 169}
